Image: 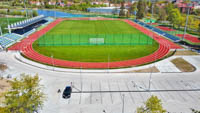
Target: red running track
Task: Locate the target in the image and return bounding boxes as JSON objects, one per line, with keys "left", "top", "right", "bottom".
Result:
{"left": 176, "top": 34, "right": 200, "bottom": 43}
{"left": 9, "top": 18, "right": 182, "bottom": 68}
{"left": 157, "top": 26, "right": 176, "bottom": 31}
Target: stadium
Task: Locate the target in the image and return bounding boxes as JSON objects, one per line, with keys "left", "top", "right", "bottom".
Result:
{"left": 4, "top": 16, "right": 183, "bottom": 69}
{"left": 1, "top": 3, "right": 200, "bottom": 113}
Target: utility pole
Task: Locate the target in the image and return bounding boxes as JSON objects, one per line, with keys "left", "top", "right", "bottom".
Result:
{"left": 182, "top": 3, "right": 192, "bottom": 41}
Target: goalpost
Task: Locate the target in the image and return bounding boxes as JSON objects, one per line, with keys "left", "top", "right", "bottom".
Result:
{"left": 89, "top": 38, "right": 104, "bottom": 45}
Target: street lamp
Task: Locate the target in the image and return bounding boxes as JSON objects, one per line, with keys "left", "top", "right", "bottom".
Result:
{"left": 151, "top": 0, "right": 156, "bottom": 25}
{"left": 51, "top": 54, "right": 54, "bottom": 71}
{"left": 182, "top": 3, "right": 192, "bottom": 41}
{"left": 24, "top": 0, "right": 28, "bottom": 18}
{"left": 122, "top": 94, "right": 125, "bottom": 113}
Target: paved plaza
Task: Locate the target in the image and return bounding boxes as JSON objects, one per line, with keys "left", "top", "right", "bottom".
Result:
{"left": 1, "top": 51, "right": 200, "bottom": 113}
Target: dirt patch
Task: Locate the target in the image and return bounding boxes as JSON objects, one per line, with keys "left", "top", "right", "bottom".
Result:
{"left": 173, "top": 50, "right": 199, "bottom": 56}
{"left": 0, "top": 64, "right": 8, "bottom": 72}
{"left": 171, "top": 58, "right": 196, "bottom": 72}
{"left": 124, "top": 66, "right": 160, "bottom": 73}
{"left": 0, "top": 79, "right": 11, "bottom": 103}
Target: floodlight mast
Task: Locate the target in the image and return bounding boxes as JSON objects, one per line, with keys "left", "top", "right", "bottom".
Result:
{"left": 182, "top": 3, "right": 192, "bottom": 41}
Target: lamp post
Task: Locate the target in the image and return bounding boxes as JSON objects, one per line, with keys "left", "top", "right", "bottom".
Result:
{"left": 151, "top": 0, "right": 156, "bottom": 25}
{"left": 122, "top": 94, "right": 125, "bottom": 113}
{"left": 51, "top": 54, "right": 54, "bottom": 71}
{"left": 182, "top": 3, "right": 192, "bottom": 41}
{"left": 0, "top": 25, "right": 2, "bottom": 36}
{"left": 24, "top": 0, "right": 28, "bottom": 18}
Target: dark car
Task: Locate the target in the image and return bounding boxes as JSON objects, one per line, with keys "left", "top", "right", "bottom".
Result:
{"left": 62, "top": 86, "right": 72, "bottom": 99}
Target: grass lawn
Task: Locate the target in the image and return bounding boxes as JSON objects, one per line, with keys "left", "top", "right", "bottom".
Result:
{"left": 0, "top": 17, "right": 25, "bottom": 34}
{"left": 33, "top": 20, "right": 158, "bottom": 62}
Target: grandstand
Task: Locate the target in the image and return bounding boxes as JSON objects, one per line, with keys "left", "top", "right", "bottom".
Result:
{"left": 7, "top": 15, "right": 46, "bottom": 31}
{"left": 133, "top": 19, "right": 180, "bottom": 42}
{"left": 0, "top": 15, "right": 53, "bottom": 48}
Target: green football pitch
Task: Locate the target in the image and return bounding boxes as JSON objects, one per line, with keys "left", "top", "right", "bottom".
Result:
{"left": 33, "top": 20, "right": 159, "bottom": 62}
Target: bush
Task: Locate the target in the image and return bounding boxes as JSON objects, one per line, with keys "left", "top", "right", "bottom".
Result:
{"left": 32, "top": 10, "right": 38, "bottom": 17}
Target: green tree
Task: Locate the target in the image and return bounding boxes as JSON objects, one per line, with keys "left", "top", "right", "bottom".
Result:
{"left": 136, "top": 95, "right": 166, "bottom": 113}
{"left": 1, "top": 74, "right": 46, "bottom": 113}
{"left": 129, "top": 2, "right": 137, "bottom": 16}
{"left": 136, "top": 0, "right": 147, "bottom": 19}
{"left": 165, "top": 2, "right": 174, "bottom": 16}
{"left": 33, "top": 10, "right": 38, "bottom": 17}
{"left": 191, "top": 108, "right": 200, "bottom": 113}
{"left": 194, "top": 9, "right": 200, "bottom": 15}
{"left": 158, "top": 7, "right": 167, "bottom": 21}
{"left": 198, "top": 23, "right": 200, "bottom": 39}
{"left": 168, "top": 8, "right": 183, "bottom": 28}
{"left": 119, "top": 1, "right": 126, "bottom": 17}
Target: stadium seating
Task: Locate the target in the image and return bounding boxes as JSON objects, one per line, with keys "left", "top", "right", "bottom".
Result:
{"left": 23, "top": 29, "right": 36, "bottom": 37}
{"left": 0, "top": 36, "right": 13, "bottom": 47}
{"left": 44, "top": 17, "right": 55, "bottom": 25}
{"left": 132, "top": 19, "right": 180, "bottom": 42}
{"left": 9, "top": 15, "right": 46, "bottom": 29}
{"left": 4, "top": 33, "right": 23, "bottom": 41}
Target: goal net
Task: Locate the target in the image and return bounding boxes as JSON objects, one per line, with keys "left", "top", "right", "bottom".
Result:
{"left": 89, "top": 38, "right": 104, "bottom": 45}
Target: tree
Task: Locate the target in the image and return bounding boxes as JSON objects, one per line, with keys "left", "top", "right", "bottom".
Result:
{"left": 158, "top": 7, "right": 167, "bottom": 21}
{"left": 136, "top": 0, "right": 147, "bottom": 19}
{"left": 191, "top": 108, "right": 200, "bottom": 113}
{"left": 119, "top": 1, "right": 126, "bottom": 17}
{"left": 136, "top": 95, "right": 166, "bottom": 113}
{"left": 1, "top": 74, "right": 46, "bottom": 113}
{"left": 168, "top": 8, "right": 183, "bottom": 28}
{"left": 165, "top": 2, "right": 174, "bottom": 16}
{"left": 198, "top": 23, "right": 200, "bottom": 39}
{"left": 33, "top": 10, "right": 38, "bottom": 17}
{"left": 129, "top": 2, "right": 137, "bottom": 16}
{"left": 194, "top": 9, "right": 200, "bottom": 15}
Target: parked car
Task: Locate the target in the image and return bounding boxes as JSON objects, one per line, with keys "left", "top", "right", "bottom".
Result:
{"left": 62, "top": 86, "right": 72, "bottom": 99}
